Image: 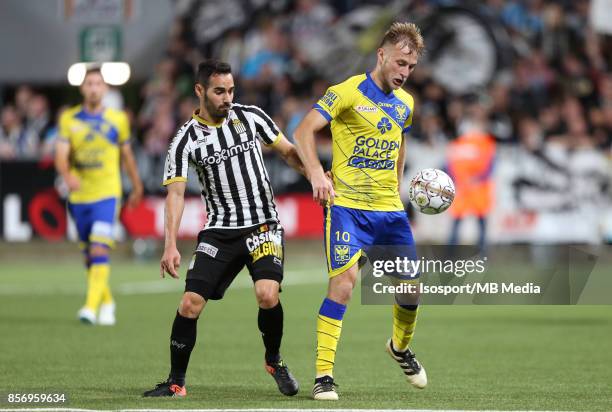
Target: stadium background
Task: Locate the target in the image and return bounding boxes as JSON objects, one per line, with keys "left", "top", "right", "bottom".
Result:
{"left": 1, "top": 0, "right": 611, "bottom": 410}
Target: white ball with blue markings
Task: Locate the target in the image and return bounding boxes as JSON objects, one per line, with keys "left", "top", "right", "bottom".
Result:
{"left": 408, "top": 168, "right": 455, "bottom": 215}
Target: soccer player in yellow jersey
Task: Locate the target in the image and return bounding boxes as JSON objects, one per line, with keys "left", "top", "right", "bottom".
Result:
{"left": 55, "top": 68, "right": 143, "bottom": 325}
{"left": 294, "top": 22, "right": 426, "bottom": 400}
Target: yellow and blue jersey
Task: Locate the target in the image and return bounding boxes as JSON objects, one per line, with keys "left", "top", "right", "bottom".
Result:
{"left": 58, "top": 105, "right": 130, "bottom": 204}
{"left": 314, "top": 72, "right": 414, "bottom": 211}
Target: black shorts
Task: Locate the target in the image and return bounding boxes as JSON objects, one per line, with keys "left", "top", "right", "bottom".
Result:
{"left": 185, "top": 222, "right": 284, "bottom": 300}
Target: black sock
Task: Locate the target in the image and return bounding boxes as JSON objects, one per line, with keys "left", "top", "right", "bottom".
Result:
{"left": 169, "top": 311, "right": 197, "bottom": 386}
{"left": 258, "top": 301, "right": 283, "bottom": 365}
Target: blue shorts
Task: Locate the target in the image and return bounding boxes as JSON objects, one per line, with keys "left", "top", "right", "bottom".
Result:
{"left": 324, "top": 205, "right": 417, "bottom": 277}
{"left": 67, "top": 197, "right": 118, "bottom": 249}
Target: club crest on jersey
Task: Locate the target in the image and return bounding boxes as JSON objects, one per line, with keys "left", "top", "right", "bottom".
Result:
{"left": 395, "top": 105, "right": 407, "bottom": 122}
{"left": 377, "top": 117, "right": 392, "bottom": 134}
{"left": 334, "top": 245, "right": 350, "bottom": 264}
{"left": 232, "top": 118, "right": 247, "bottom": 135}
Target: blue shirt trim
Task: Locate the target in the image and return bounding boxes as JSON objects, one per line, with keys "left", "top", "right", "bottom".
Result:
{"left": 358, "top": 72, "right": 411, "bottom": 129}
{"left": 313, "top": 103, "right": 332, "bottom": 122}
{"left": 74, "top": 109, "right": 119, "bottom": 145}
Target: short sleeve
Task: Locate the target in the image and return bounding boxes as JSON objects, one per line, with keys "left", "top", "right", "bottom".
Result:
{"left": 58, "top": 111, "right": 72, "bottom": 143}
{"left": 246, "top": 106, "right": 282, "bottom": 146}
{"left": 313, "top": 84, "right": 352, "bottom": 122}
{"left": 118, "top": 111, "right": 130, "bottom": 144}
{"left": 403, "top": 97, "right": 415, "bottom": 134}
{"left": 162, "top": 125, "right": 193, "bottom": 186}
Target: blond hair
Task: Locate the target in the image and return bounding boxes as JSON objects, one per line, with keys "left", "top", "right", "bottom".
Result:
{"left": 380, "top": 22, "right": 425, "bottom": 57}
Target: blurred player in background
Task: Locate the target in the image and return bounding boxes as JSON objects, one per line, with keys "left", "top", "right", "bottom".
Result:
{"left": 55, "top": 68, "right": 143, "bottom": 325}
{"left": 143, "top": 60, "right": 304, "bottom": 398}
{"left": 294, "top": 22, "right": 427, "bottom": 400}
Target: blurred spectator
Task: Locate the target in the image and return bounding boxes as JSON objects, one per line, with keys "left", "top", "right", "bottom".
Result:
{"left": 215, "top": 29, "right": 245, "bottom": 79}
{"left": 289, "top": 0, "right": 336, "bottom": 62}
{"left": 0, "top": 104, "right": 39, "bottom": 159}
{"left": 40, "top": 105, "right": 69, "bottom": 160}
{"left": 488, "top": 79, "right": 514, "bottom": 141}
{"left": 539, "top": 2, "right": 576, "bottom": 65}
{"left": 241, "top": 20, "right": 289, "bottom": 81}
{"left": 102, "top": 87, "right": 126, "bottom": 110}
{"left": 559, "top": 53, "right": 597, "bottom": 107}
{"left": 502, "top": 0, "right": 544, "bottom": 42}
{"left": 143, "top": 98, "right": 175, "bottom": 156}
{"left": 14, "top": 85, "right": 33, "bottom": 119}
{"left": 24, "top": 94, "right": 52, "bottom": 140}
{"left": 177, "top": 96, "right": 198, "bottom": 125}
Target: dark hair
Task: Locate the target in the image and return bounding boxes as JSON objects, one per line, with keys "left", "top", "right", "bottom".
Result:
{"left": 196, "top": 59, "right": 232, "bottom": 87}
{"left": 84, "top": 66, "right": 103, "bottom": 80}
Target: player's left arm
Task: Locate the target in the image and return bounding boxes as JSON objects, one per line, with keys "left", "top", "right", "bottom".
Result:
{"left": 250, "top": 105, "right": 308, "bottom": 176}
{"left": 268, "top": 134, "right": 306, "bottom": 176}
{"left": 397, "top": 134, "right": 407, "bottom": 192}
{"left": 398, "top": 95, "right": 414, "bottom": 191}
{"left": 120, "top": 143, "right": 144, "bottom": 208}
{"left": 117, "top": 113, "right": 143, "bottom": 208}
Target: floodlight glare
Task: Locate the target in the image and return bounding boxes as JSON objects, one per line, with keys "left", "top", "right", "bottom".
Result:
{"left": 101, "top": 62, "right": 131, "bottom": 86}
{"left": 67, "top": 63, "right": 87, "bottom": 86}
{"left": 67, "top": 62, "right": 131, "bottom": 86}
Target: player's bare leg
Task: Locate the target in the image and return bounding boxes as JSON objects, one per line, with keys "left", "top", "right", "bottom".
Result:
{"left": 255, "top": 279, "right": 298, "bottom": 396}
{"left": 313, "top": 262, "right": 358, "bottom": 400}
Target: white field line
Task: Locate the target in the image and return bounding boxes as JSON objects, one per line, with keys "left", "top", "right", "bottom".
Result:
{"left": 0, "top": 408, "right": 574, "bottom": 412}
{"left": 0, "top": 409, "right": 574, "bottom": 412}
{"left": 0, "top": 270, "right": 324, "bottom": 296}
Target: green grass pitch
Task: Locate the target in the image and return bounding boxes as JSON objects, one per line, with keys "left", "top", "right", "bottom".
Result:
{"left": 1, "top": 240, "right": 611, "bottom": 411}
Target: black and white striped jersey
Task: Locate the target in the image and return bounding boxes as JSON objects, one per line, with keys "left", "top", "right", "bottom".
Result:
{"left": 163, "top": 104, "right": 281, "bottom": 229}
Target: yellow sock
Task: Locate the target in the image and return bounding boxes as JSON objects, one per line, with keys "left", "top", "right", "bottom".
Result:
{"left": 315, "top": 298, "right": 346, "bottom": 377}
{"left": 392, "top": 304, "right": 418, "bottom": 352}
{"left": 84, "top": 263, "right": 109, "bottom": 311}
{"left": 100, "top": 262, "right": 113, "bottom": 305}
{"left": 101, "top": 283, "right": 113, "bottom": 305}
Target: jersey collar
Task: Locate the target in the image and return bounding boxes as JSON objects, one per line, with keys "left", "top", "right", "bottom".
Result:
{"left": 77, "top": 104, "right": 106, "bottom": 120}
{"left": 192, "top": 109, "right": 226, "bottom": 127}
{"left": 366, "top": 71, "right": 394, "bottom": 97}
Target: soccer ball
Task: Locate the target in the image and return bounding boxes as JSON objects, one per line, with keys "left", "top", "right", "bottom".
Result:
{"left": 408, "top": 168, "right": 455, "bottom": 215}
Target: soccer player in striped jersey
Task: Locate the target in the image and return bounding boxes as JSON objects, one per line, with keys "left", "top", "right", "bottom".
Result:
{"left": 144, "top": 60, "right": 304, "bottom": 398}
{"left": 55, "top": 67, "right": 143, "bottom": 326}
{"left": 294, "top": 22, "right": 427, "bottom": 400}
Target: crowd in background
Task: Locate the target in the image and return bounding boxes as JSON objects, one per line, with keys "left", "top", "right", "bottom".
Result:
{"left": 1, "top": 0, "right": 611, "bottom": 197}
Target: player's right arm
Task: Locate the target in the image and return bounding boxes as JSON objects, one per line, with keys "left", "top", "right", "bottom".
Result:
{"left": 294, "top": 109, "right": 336, "bottom": 206}
{"left": 160, "top": 124, "right": 192, "bottom": 279}
{"left": 160, "top": 181, "right": 186, "bottom": 279}
{"left": 54, "top": 112, "right": 80, "bottom": 191}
